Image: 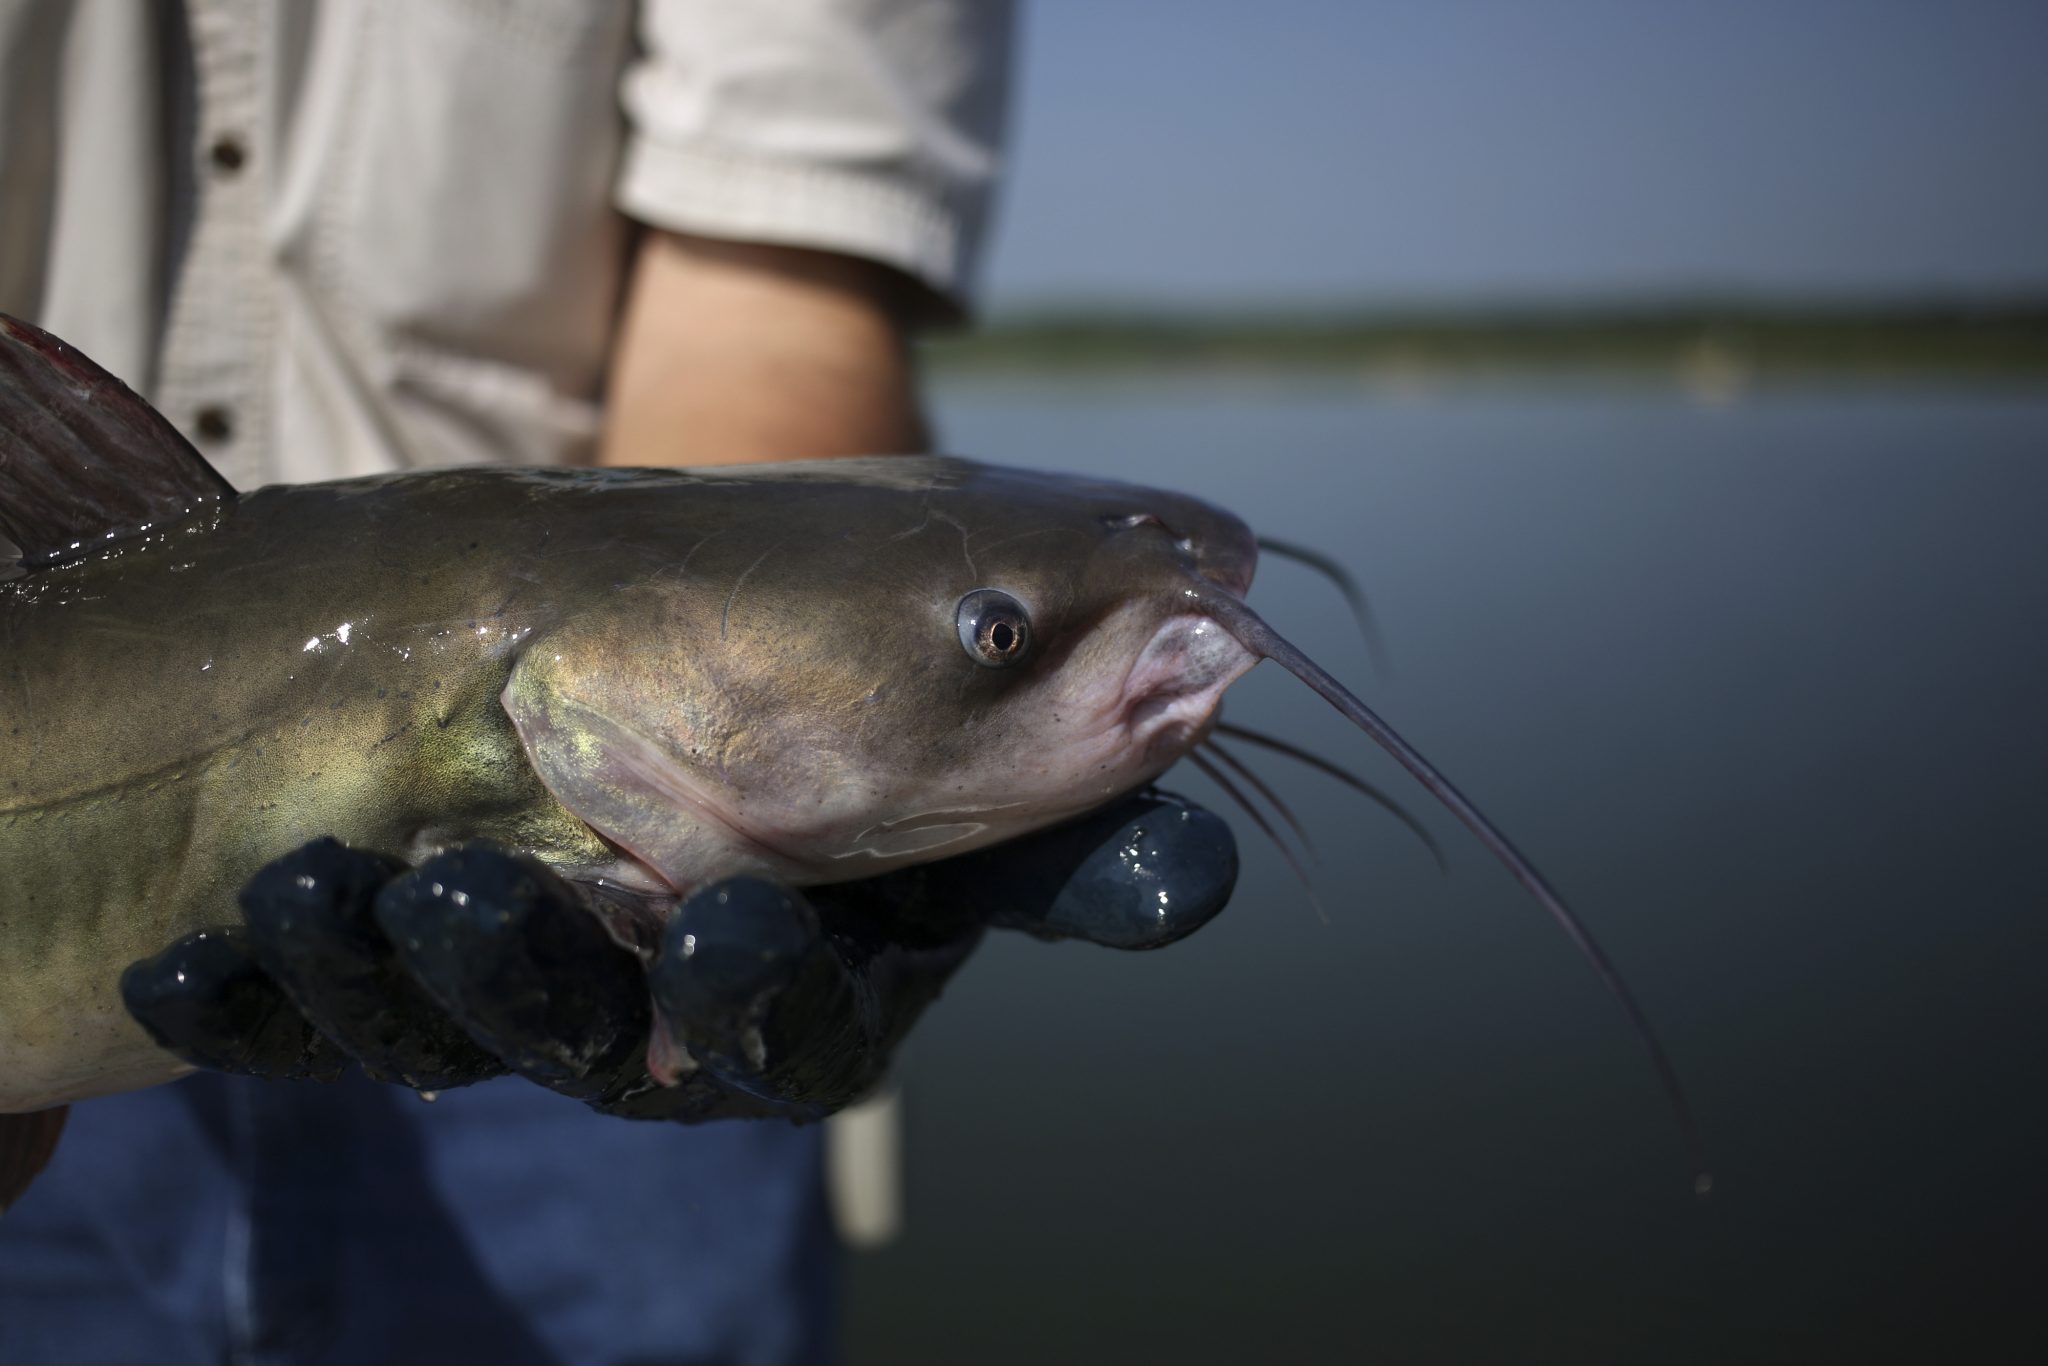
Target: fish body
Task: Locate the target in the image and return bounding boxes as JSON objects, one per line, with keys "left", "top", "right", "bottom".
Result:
{"left": 1, "top": 456, "right": 1256, "bottom": 1110}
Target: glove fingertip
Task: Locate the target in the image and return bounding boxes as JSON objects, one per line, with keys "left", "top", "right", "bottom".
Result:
{"left": 238, "top": 838, "right": 501, "bottom": 1091}
{"left": 1031, "top": 796, "right": 1239, "bottom": 949}
{"left": 372, "top": 844, "right": 649, "bottom": 1098}
{"left": 120, "top": 928, "right": 348, "bottom": 1081}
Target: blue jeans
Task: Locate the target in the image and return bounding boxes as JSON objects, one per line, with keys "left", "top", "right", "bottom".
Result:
{"left": 0, "top": 1074, "right": 837, "bottom": 1365}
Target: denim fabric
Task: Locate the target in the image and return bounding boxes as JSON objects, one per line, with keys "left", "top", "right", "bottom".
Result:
{"left": 0, "top": 1074, "right": 836, "bottom": 1366}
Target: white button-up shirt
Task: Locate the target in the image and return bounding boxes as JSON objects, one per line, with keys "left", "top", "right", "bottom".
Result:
{"left": 0, "top": 0, "right": 1012, "bottom": 488}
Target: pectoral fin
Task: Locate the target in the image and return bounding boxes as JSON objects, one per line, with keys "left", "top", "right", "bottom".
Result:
{"left": 0, "top": 313, "right": 235, "bottom": 573}
{"left": 0, "top": 1105, "right": 68, "bottom": 1214}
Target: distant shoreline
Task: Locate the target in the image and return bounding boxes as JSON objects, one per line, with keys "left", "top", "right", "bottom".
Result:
{"left": 924, "top": 300, "right": 2048, "bottom": 386}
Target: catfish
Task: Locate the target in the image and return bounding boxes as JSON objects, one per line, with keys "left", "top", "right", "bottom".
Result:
{"left": 0, "top": 316, "right": 1707, "bottom": 1209}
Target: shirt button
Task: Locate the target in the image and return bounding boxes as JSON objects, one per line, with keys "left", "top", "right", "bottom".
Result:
{"left": 195, "top": 406, "right": 235, "bottom": 442}
{"left": 209, "top": 134, "right": 247, "bottom": 175}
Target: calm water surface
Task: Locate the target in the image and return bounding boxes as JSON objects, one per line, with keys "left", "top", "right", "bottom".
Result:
{"left": 847, "top": 378, "right": 2048, "bottom": 1363}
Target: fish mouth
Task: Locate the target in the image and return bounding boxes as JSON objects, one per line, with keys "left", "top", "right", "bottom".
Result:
{"left": 1119, "top": 614, "right": 1259, "bottom": 763}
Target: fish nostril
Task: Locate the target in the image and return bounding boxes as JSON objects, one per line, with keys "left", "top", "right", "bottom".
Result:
{"left": 1105, "top": 511, "right": 1198, "bottom": 556}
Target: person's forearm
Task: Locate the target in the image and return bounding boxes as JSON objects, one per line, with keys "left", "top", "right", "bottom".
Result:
{"left": 598, "top": 232, "right": 931, "bottom": 467}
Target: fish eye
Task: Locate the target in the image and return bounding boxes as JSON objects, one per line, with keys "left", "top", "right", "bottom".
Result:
{"left": 955, "top": 588, "right": 1032, "bottom": 668}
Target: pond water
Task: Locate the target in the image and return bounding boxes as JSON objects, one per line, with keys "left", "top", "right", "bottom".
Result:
{"left": 848, "top": 377, "right": 2048, "bottom": 1363}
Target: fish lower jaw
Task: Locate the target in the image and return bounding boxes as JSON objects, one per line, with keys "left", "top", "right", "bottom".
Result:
{"left": 1116, "top": 709, "right": 1208, "bottom": 788}
{"left": 1126, "top": 688, "right": 1225, "bottom": 748}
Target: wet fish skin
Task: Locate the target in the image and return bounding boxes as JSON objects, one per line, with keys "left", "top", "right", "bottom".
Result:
{"left": 1, "top": 457, "right": 1257, "bottom": 1112}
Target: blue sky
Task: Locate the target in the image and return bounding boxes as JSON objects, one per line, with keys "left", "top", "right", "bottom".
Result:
{"left": 980, "top": 1, "right": 2048, "bottom": 311}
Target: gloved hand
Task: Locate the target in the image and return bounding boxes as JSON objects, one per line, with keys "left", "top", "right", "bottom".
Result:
{"left": 118, "top": 790, "right": 1237, "bottom": 1122}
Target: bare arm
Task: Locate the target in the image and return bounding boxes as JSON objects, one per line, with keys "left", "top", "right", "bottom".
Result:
{"left": 598, "top": 231, "right": 932, "bottom": 467}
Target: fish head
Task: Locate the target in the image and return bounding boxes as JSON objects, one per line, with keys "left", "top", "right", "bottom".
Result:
{"left": 504, "top": 458, "right": 1260, "bottom": 888}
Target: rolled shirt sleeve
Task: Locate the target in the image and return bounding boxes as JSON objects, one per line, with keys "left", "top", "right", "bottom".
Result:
{"left": 616, "top": 0, "right": 1015, "bottom": 319}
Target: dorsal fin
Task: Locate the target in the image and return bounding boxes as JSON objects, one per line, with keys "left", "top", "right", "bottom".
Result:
{"left": 0, "top": 313, "right": 236, "bottom": 573}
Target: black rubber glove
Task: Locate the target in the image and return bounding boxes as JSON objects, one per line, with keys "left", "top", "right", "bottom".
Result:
{"left": 119, "top": 790, "right": 1237, "bottom": 1122}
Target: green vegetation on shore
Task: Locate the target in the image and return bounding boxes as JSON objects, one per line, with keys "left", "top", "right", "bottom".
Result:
{"left": 924, "top": 299, "right": 2048, "bottom": 385}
